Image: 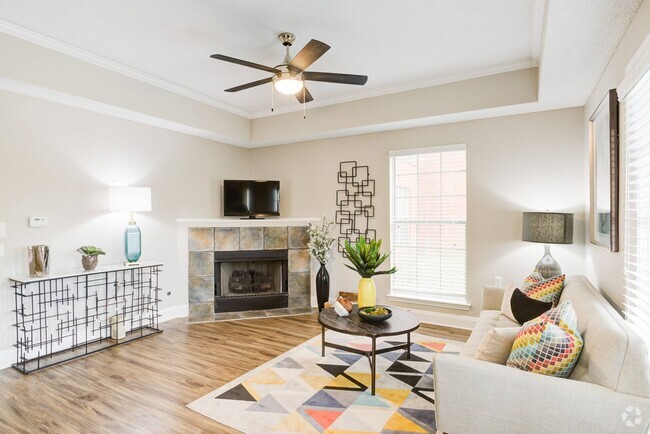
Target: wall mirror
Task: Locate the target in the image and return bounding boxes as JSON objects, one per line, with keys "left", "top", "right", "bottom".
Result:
{"left": 589, "top": 88, "right": 619, "bottom": 252}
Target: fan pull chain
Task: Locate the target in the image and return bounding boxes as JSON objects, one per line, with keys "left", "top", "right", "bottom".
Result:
{"left": 303, "top": 86, "right": 306, "bottom": 120}
{"left": 271, "top": 83, "right": 274, "bottom": 112}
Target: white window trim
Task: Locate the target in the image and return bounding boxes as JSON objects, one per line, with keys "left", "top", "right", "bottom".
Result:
{"left": 386, "top": 293, "right": 471, "bottom": 311}
{"left": 618, "top": 33, "right": 650, "bottom": 99}
{"left": 620, "top": 33, "right": 650, "bottom": 343}
{"left": 389, "top": 143, "right": 466, "bottom": 157}
{"left": 388, "top": 143, "right": 468, "bottom": 305}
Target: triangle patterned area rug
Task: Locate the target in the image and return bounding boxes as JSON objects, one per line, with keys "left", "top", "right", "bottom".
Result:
{"left": 187, "top": 331, "right": 463, "bottom": 433}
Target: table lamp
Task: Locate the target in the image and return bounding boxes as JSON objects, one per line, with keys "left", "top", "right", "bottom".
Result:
{"left": 522, "top": 212, "right": 573, "bottom": 279}
{"left": 109, "top": 186, "right": 152, "bottom": 264}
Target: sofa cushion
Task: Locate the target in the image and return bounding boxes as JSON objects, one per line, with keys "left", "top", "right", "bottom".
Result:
{"left": 459, "top": 310, "right": 519, "bottom": 357}
{"left": 521, "top": 274, "right": 565, "bottom": 304}
{"left": 507, "top": 301, "right": 584, "bottom": 378}
{"left": 523, "top": 270, "right": 544, "bottom": 285}
{"left": 560, "top": 276, "right": 650, "bottom": 398}
{"left": 511, "top": 288, "right": 554, "bottom": 324}
{"left": 500, "top": 284, "right": 517, "bottom": 322}
{"left": 474, "top": 327, "right": 520, "bottom": 364}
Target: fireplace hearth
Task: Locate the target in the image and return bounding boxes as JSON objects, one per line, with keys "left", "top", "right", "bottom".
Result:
{"left": 185, "top": 223, "right": 314, "bottom": 323}
{"left": 214, "top": 249, "right": 288, "bottom": 313}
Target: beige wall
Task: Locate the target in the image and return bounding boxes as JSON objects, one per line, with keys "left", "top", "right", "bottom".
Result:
{"left": 0, "top": 32, "right": 251, "bottom": 144}
{"left": 583, "top": 0, "right": 650, "bottom": 311}
{"left": 250, "top": 107, "right": 586, "bottom": 318}
{"left": 251, "top": 68, "right": 538, "bottom": 146}
{"left": 0, "top": 90, "right": 250, "bottom": 365}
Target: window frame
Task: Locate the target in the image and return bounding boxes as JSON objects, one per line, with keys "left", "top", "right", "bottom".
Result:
{"left": 387, "top": 144, "right": 470, "bottom": 310}
{"left": 620, "top": 44, "right": 650, "bottom": 344}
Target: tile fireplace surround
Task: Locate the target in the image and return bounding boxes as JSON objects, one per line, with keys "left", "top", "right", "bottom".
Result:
{"left": 178, "top": 218, "right": 319, "bottom": 323}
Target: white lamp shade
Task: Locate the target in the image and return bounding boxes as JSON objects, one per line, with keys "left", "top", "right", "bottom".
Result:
{"left": 109, "top": 187, "right": 152, "bottom": 212}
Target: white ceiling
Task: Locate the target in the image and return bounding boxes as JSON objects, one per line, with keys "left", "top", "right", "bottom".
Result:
{"left": 0, "top": 0, "right": 543, "bottom": 117}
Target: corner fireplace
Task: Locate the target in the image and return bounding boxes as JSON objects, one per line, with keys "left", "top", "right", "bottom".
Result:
{"left": 214, "top": 250, "right": 288, "bottom": 313}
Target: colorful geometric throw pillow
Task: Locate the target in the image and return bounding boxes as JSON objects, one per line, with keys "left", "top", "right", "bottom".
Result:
{"left": 523, "top": 271, "right": 545, "bottom": 286}
{"left": 507, "top": 301, "right": 583, "bottom": 378}
{"left": 521, "top": 273, "right": 566, "bottom": 305}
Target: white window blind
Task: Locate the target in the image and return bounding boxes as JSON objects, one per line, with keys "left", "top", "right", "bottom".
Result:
{"left": 623, "top": 66, "right": 650, "bottom": 344}
{"left": 389, "top": 145, "right": 467, "bottom": 301}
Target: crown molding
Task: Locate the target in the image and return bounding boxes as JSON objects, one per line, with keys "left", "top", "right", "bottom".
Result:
{"left": 0, "top": 76, "right": 251, "bottom": 147}
{"left": 0, "top": 19, "right": 542, "bottom": 122}
{"left": 0, "top": 19, "right": 252, "bottom": 119}
{"left": 618, "top": 32, "right": 650, "bottom": 98}
{"left": 250, "top": 59, "right": 539, "bottom": 118}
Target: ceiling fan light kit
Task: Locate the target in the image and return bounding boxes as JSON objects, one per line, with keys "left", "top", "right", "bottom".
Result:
{"left": 210, "top": 31, "right": 368, "bottom": 110}
{"left": 273, "top": 70, "right": 304, "bottom": 95}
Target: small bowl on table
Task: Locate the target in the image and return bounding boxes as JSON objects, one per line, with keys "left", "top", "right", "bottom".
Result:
{"left": 357, "top": 306, "right": 393, "bottom": 323}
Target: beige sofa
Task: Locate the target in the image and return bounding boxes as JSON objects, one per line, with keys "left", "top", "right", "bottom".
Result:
{"left": 432, "top": 275, "right": 650, "bottom": 434}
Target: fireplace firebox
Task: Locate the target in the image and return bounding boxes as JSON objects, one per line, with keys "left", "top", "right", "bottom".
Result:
{"left": 214, "top": 250, "right": 288, "bottom": 313}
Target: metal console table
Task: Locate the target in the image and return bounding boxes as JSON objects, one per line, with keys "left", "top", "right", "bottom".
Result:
{"left": 9, "top": 261, "right": 163, "bottom": 373}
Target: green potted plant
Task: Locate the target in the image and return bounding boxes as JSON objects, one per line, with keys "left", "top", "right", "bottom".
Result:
{"left": 77, "top": 246, "right": 106, "bottom": 271}
{"left": 343, "top": 236, "right": 397, "bottom": 307}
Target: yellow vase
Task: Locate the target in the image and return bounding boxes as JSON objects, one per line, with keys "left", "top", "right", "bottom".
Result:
{"left": 357, "top": 278, "right": 376, "bottom": 308}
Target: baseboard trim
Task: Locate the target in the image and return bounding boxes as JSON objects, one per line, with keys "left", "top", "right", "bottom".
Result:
{"left": 0, "top": 348, "right": 14, "bottom": 370}
{"left": 387, "top": 306, "right": 478, "bottom": 330}
{"left": 0, "top": 304, "right": 190, "bottom": 371}
{"left": 159, "top": 304, "right": 189, "bottom": 323}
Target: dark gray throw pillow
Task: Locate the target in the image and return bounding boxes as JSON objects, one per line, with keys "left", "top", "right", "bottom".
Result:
{"left": 510, "top": 288, "right": 553, "bottom": 324}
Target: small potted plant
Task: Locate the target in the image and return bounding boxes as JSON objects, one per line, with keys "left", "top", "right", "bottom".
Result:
{"left": 307, "top": 218, "right": 336, "bottom": 311}
{"left": 77, "top": 246, "right": 106, "bottom": 271}
{"left": 343, "top": 236, "right": 397, "bottom": 308}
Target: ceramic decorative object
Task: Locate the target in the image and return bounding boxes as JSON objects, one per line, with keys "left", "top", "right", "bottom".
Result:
{"left": 81, "top": 255, "right": 98, "bottom": 271}
{"left": 358, "top": 306, "right": 393, "bottom": 323}
{"left": 357, "top": 277, "right": 377, "bottom": 308}
{"left": 316, "top": 263, "right": 330, "bottom": 312}
{"left": 307, "top": 218, "right": 335, "bottom": 311}
{"left": 28, "top": 245, "right": 49, "bottom": 277}
{"left": 77, "top": 246, "right": 106, "bottom": 271}
{"left": 343, "top": 236, "right": 397, "bottom": 308}
{"left": 332, "top": 299, "right": 350, "bottom": 317}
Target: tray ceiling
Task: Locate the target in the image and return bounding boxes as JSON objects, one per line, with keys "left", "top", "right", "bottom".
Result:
{"left": 0, "top": 0, "right": 542, "bottom": 116}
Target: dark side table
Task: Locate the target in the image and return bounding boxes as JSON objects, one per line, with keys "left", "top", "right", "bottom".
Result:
{"left": 318, "top": 306, "right": 420, "bottom": 395}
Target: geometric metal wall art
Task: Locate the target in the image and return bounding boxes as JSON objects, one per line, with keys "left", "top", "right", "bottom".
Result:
{"left": 335, "top": 161, "right": 376, "bottom": 255}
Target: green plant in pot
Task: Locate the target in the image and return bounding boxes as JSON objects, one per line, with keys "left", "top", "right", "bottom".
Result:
{"left": 77, "top": 246, "right": 106, "bottom": 271}
{"left": 343, "top": 236, "right": 397, "bottom": 308}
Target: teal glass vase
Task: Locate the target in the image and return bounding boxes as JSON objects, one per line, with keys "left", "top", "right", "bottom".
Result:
{"left": 124, "top": 223, "right": 142, "bottom": 262}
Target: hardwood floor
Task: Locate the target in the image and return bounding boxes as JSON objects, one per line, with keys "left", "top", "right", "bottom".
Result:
{"left": 0, "top": 314, "right": 469, "bottom": 433}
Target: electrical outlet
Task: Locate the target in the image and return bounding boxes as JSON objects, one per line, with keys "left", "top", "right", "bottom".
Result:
{"left": 29, "top": 217, "right": 48, "bottom": 228}
{"left": 494, "top": 276, "right": 503, "bottom": 287}
{"left": 0, "top": 222, "right": 6, "bottom": 238}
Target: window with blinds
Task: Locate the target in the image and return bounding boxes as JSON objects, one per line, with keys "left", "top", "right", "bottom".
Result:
{"left": 389, "top": 145, "right": 467, "bottom": 302}
{"left": 623, "top": 66, "right": 650, "bottom": 344}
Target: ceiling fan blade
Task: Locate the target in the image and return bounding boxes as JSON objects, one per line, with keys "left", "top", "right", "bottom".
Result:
{"left": 295, "top": 87, "right": 314, "bottom": 104}
{"left": 211, "top": 54, "right": 279, "bottom": 74}
{"left": 225, "top": 77, "right": 273, "bottom": 92}
{"left": 289, "top": 40, "right": 330, "bottom": 71}
{"left": 303, "top": 71, "right": 368, "bottom": 85}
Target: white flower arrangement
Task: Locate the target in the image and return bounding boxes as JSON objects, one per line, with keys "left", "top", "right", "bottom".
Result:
{"left": 308, "top": 217, "right": 336, "bottom": 265}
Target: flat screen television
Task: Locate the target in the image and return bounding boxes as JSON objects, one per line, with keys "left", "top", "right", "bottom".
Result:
{"left": 223, "top": 180, "right": 280, "bottom": 218}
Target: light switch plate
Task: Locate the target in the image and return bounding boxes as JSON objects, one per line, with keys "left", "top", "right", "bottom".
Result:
{"left": 0, "top": 222, "right": 5, "bottom": 238}
{"left": 29, "top": 217, "right": 48, "bottom": 228}
{"left": 494, "top": 276, "right": 503, "bottom": 287}
{"left": 0, "top": 244, "right": 4, "bottom": 258}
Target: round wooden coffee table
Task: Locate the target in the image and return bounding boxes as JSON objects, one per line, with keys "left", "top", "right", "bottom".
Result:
{"left": 318, "top": 306, "right": 420, "bottom": 395}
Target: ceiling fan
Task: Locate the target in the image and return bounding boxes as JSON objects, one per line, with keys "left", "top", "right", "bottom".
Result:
{"left": 210, "top": 32, "right": 368, "bottom": 104}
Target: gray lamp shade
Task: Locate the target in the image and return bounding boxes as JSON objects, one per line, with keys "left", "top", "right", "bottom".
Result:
{"left": 522, "top": 212, "right": 574, "bottom": 244}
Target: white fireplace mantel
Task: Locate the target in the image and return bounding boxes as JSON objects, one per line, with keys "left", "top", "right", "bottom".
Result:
{"left": 175, "top": 217, "right": 320, "bottom": 228}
